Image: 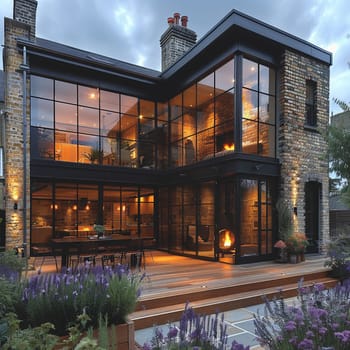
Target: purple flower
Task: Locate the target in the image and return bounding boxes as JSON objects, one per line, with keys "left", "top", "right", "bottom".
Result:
{"left": 335, "top": 330, "right": 350, "bottom": 343}
{"left": 318, "top": 327, "right": 328, "bottom": 335}
{"left": 306, "top": 331, "right": 314, "bottom": 338}
{"left": 284, "top": 320, "right": 297, "bottom": 332}
{"left": 167, "top": 326, "right": 178, "bottom": 339}
{"left": 142, "top": 342, "right": 152, "bottom": 350}
{"left": 297, "top": 338, "right": 313, "bottom": 349}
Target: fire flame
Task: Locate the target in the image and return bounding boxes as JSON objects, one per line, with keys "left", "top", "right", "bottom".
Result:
{"left": 223, "top": 231, "right": 232, "bottom": 248}
{"left": 224, "top": 143, "right": 235, "bottom": 151}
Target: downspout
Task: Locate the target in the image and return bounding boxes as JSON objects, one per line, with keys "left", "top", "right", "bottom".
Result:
{"left": 20, "top": 45, "right": 30, "bottom": 257}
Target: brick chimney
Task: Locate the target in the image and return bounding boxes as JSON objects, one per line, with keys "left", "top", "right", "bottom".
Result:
{"left": 160, "top": 13, "right": 197, "bottom": 71}
{"left": 13, "top": 0, "right": 38, "bottom": 38}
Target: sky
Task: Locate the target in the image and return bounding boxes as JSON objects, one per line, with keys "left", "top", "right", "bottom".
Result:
{"left": 1, "top": 0, "right": 349, "bottom": 114}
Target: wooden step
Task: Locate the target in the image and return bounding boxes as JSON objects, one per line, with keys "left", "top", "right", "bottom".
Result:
{"left": 135, "top": 269, "right": 331, "bottom": 311}
{"left": 131, "top": 271, "right": 337, "bottom": 330}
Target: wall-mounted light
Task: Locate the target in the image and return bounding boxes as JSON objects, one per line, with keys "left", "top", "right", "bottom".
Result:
{"left": 293, "top": 206, "right": 298, "bottom": 216}
{"left": 14, "top": 202, "right": 18, "bottom": 210}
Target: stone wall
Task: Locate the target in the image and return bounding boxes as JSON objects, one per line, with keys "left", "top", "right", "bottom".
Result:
{"left": 279, "top": 49, "right": 330, "bottom": 252}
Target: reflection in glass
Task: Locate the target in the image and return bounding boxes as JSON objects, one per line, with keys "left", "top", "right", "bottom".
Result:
{"left": 55, "top": 102, "right": 77, "bottom": 132}
{"left": 31, "top": 76, "right": 53, "bottom": 99}
{"left": 215, "top": 59, "right": 234, "bottom": 95}
{"left": 78, "top": 106, "right": 99, "bottom": 135}
{"left": 242, "top": 89, "right": 258, "bottom": 120}
{"left": 100, "top": 90, "right": 119, "bottom": 112}
{"left": 31, "top": 98, "right": 54, "bottom": 128}
{"left": 243, "top": 58, "right": 258, "bottom": 89}
{"left": 31, "top": 127, "right": 54, "bottom": 159}
{"left": 260, "top": 65, "right": 275, "bottom": 95}
{"left": 79, "top": 86, "right": 99, "bottom": 108}
{"left": 55, "top": 81, "right": 77, "bottom": 103}
{"left": 121, "top": 95, "right": 137, "bottom": 115}
{"left": 259, "top": 94, "right": 275, "bottom": 124}
{"left": 101, "top": 111, "right": 119, "bottom": 137}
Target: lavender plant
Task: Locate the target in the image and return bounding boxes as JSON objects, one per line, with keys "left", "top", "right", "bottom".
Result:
{"left": 254, "top": 279, "right": 350, "bottom": 350}
{"left": 142, "top": 303, "right": 249, "bottom": 350}
{"left": 21, "top": 264, "right": 145, "bottom": 335}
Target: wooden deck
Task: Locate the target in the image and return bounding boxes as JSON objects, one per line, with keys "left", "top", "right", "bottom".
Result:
{"left": 34, "top": 250, "right": 337, "bottom": 330}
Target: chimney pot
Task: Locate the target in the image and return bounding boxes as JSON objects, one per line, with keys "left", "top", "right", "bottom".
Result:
{"left": 167, "top": 17, "right": 174, "bottom": 26}
{"left": 174, "top": 12, "right": 180, "bottom": 25}
{"left": 181, "top": 15, "right": 188, "bottom": 27}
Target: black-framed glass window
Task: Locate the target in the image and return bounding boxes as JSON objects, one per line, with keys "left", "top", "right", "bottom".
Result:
{"left": 30, "top": 76, "right": 157, "bottom": 169}
{"left": 31, "top": 180, "right": 155, "bottom": 240}
{"left": 242, "top": 58, "right": 276, "bottom": 157}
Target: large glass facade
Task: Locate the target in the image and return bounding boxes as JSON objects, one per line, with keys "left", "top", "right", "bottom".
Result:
{"left": 30, "top": 57, "right": 275, "bottom": 169}
{"left": 31, "top": 77, "right": 157, "bottom": 168}
{"left": 31, "top": 181, "right": 155, "bottom": 246}
{"left": 29, "top": 55, "right": 277, "bottom": 264}
{"left": 158, "top": 177, "right": 274, "bottom": 262}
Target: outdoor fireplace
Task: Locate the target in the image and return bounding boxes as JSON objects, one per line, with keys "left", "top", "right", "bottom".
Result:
{"left": 219, "top": 228, "right": 235, "bottom": 252}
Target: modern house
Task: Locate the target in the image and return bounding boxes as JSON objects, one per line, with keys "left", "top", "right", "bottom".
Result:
{"left": 2, "top": 0, "right": 331, "bottom": 264}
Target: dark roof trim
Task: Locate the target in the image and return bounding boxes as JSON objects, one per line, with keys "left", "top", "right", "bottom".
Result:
{"left": 161, "top": 9, "right": 332, "bottom": 78}
{"left": 16, "top": 9, "right": 331, "bottom": 85}
{"left": 16, "top": 37, "right": 161, "bottom": 85}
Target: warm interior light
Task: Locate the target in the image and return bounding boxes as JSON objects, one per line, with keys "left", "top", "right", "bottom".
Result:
{"left": 50, "top": 204, "right": 58, "bottom": 210}
{"left": 223, "top": 143, "right": 235, "bottom": 151}
{"left": 89, "top": 93, "right": 96, "bottom": 99}
{"left": 139, "top": 115, "right": 143, "bottom": 119}
{"left": 85, "top": 204, "right": 90, "bottom": 211}
{"left": 72, "top": 204, "right": 78, "bottom": 211}
{"left": 122, "top": 205, "right": 126, "bottom": 212}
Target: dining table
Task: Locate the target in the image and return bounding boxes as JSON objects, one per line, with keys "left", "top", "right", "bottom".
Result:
{"left": 51, "top": 234, "right": 150, "bottom": 269}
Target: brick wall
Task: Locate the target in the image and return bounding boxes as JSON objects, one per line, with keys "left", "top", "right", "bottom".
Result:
{"left": 13, "top": 0, "right": 37, "bottom": 38}
{"left": 279, "top": 49, "right": 330, "bottom": 252}
{"left": 160, "top": 24, "right": 197, "bottom": 71}
{"left": 3, "top": 1, "right": 35, "bottom": 250}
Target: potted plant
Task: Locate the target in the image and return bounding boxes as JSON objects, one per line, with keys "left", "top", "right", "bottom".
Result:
{"left": 93, "top": 224, "right": 105, "bottom": 238}
{"left": 84, "top": 148, "right": 103, "bottom": 164}
{"left": 286, "top": 232, "right": 309, "bottom": 263}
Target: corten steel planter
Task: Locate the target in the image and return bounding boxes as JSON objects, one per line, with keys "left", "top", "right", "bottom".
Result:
{"left": 57, "top": 320, "right": 135, "bottom": 350}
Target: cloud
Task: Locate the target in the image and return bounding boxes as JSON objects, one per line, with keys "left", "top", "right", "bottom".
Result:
{"left": 114, "top": 6, "right": 135, "bottom": 37}
{"left": 0, "top": 0, "right": 349, "bottom": 113}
